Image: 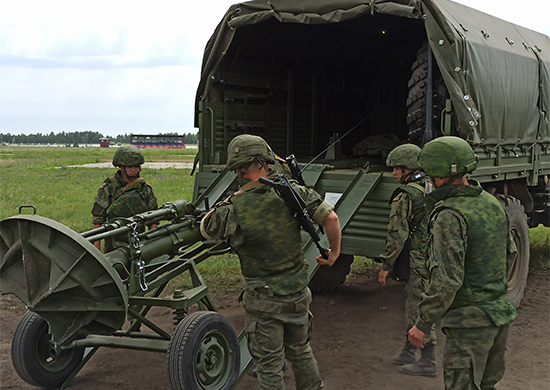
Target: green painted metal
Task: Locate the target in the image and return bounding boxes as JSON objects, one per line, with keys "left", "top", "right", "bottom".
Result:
{"left": 309, "top": 170, "right": 396, "bottom": 258}
{"left": 306, "top": 171, "right": 384, "bottom": 275}
{"left": 193, "top": 166, "right": 237, "bottom": 210}
{"left": 193, "top": 0, "right": 550, "bottom": 239}
{"left": 301, "top": 164, "right": 329, "bottom": 187}
{"left": 0, "top": 214, "right": 128, "bottom": 346}
{"left": 0, "top": 200, "right": 239, "bottom": 389}
{"left": 74, "top": 334, "right": 170, "bottom": 352}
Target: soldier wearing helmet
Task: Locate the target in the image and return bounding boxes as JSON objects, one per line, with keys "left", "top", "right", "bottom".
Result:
{"left": 408, "top": 136, "right": 517, "bottom": 389}
{"left": 377, "top": 143, "right": 437, "bottom": 377}
{"left": 201, "top": 134, "right": 341, "bottom": 390}
{"left": 91, "top": 145, "right": 158, "bottom": 251}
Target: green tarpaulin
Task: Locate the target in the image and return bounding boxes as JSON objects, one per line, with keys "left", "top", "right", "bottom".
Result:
{"left": 196, "top": 0, "right": 549, "bottom": 147}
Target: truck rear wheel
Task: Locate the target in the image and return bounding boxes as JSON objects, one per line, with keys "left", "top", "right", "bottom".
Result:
{"left": 496, "top": 195, "right": 530, "bottom": 308}
{"left": 166, "top": 311, "right": 240, "bottom": 390}
{"left": 309, "top": 254, "right": 354, "bottom": 293}
{"left": 11, "top": 311, "right": 85, "bottom": 389}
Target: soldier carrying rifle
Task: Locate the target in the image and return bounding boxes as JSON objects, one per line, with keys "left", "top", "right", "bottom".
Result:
{"left": 200, "top": 134, "right": 341, "bottom": 390}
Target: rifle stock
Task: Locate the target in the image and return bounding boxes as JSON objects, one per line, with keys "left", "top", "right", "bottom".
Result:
{"left": 285, "top": 154, "right": 306, "bottom": 186}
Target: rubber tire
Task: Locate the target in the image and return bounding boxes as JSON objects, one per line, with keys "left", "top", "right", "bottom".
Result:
{"left": 406, "top": 41, "right": 449, "bottom": 145}
{"left": 309, "top": 254, "right": 354, "bottom": 293}
{"left": 166, "top": 311, "right": 240, "bottom": 390}
{"left": 11, "top": 311, "right": 85, "bottom": 389}
{"left": 495, "top": 196, "right": 530, "bottom": 308}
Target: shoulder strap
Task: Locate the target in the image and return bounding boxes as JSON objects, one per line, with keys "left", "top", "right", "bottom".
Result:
{"left": 406, "top": 182, "right": 425, "bottom": 193}
{"left": 240, "top": 180, "right": 265, "bottom": 192}
{"left": 122, "top": 177, "right": 145, "bottom": 191}
{"left": 109, "top": 178, "right": 145, "bottom": 204}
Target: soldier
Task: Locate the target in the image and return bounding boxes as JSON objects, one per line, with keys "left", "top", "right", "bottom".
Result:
{"left": 408, "top": 136, "right": 517, "bottom": 389}
{"left": 377, "top": 144, "right": 437, "bottom": 377}
{"left": 92, "top": 145, "right": 158, "bottom": 251}
{"left": 200, "top": 134, "right": 341, "bottom": 390}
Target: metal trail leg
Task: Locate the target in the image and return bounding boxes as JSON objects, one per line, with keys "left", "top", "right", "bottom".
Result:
{"left": 61, "top": 346, "right": 99, "bottom": 389}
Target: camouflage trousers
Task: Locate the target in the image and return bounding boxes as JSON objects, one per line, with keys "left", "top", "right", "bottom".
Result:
{"left": 405, "top": 270, "right": 436, "bottom": 345}
{"left": 241, "top": 287, "right": 324, "bottom": 390}
{"left": 442, "top": 324, "right": 511, "bottom": 390}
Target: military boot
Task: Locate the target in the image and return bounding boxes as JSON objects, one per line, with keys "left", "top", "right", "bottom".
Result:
{"left": 399, "top": 343, "right": 437, "bottom": 378}
{"left": 392, "top": 340, "right": 417, "bottom": 365}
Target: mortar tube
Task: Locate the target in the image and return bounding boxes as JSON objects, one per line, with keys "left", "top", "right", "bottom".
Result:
{"left": 103, "top": 223, "right": 204, "bottom": 269}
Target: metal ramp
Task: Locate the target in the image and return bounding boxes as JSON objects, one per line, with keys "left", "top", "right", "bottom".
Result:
{"left": 193, "top": 167, "right": 238, "bottom": 210}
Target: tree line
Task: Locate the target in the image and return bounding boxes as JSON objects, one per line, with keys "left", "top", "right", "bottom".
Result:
{"left": 0, "top": 131, "right": 198, "bottom": 145}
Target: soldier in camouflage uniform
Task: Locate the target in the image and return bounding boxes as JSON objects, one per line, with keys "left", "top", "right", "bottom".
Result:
{"left": 92, "top": 145, "right": 158, "bottom": 251}
{"left": 408, "top": 136, "right": 517, "bottom": 390}
{"left": 378, "top": 144, "right": 437, "bottom": 377}
{"left": 200, "top": 134, "right": 341, "bottom": 390}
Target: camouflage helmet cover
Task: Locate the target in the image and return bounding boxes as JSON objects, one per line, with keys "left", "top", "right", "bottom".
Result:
{"left": 226, "top": 134, "right": 276, "bottom": 170}
{"left": 112, "top": 145, "right": 145, "bottom": 167}
{"left": 386, "top": 144, "right": 421, "bottom": 170}
{"left": 419, "top": 136, "right": 478, "bottom": 178}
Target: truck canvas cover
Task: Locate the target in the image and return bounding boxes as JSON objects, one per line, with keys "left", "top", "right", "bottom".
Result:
{"left": 196, "top": 0, "right": 550, "bottom": 148}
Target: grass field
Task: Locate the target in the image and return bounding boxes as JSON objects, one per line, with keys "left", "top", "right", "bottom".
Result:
{"left": 0, "top": 146, "right": 198, "bottom": 231}
{"left": 1, "top": 146, "right": 548, "bottom": 280}
{"left": 0, "top": 145, "right": 243, "bottom": 294}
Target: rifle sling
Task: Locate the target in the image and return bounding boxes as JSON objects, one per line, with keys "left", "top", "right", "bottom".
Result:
{"left": 110, "top": 177, "right": 145, "bottom": 204}
{"left": 407, "top": 182, "right": 425, "bottom": 193}
{"left": 240, "top": 180, "right": 265, "bottom": 192}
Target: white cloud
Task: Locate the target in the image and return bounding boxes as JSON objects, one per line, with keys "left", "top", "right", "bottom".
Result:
{"left": 0, "top": 0, "right": 236, "bottom": 136}
{"left": 453, "top": 0, "right": 550, "bottom": 36}
{"left": 1, "top": 0, "right": 230, "bottom": 67}
{"left": 0, "top": 0, "right": 548, "bottom": 137}
{"left": 1, "top": 65, "right": 200, "bottom": 133}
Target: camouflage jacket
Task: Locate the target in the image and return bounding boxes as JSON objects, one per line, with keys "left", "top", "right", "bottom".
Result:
{"left": 379, "top": 180, "right": 429, "bottom": 273}
{"left": 200, "top": 178, "right": 333, "bottom": 295}
{"left": 91, "top": 170, "right": 158, "bottom": 225}
{"left": 415, "top": 181, "right": 517, "bottom": 333}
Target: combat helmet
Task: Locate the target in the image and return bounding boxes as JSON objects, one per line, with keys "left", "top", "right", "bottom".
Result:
{"left": 112, "top": 145, "right": 145, "bottom": 167}
{"left": 227, "top": 134, "right": 275, "bottom": 170}
{"left": 386, "top": 144, "right": 421, "bottom": 170}
{"left": 419, "top": 136, "right": 478, "bottom": 178}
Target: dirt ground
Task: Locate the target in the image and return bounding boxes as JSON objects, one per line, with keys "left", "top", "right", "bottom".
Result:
{"left": 1, "top": 269, "right": 548, "bottom": 390}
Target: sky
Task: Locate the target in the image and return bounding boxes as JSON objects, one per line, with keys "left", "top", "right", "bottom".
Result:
{"left": 1, "top": 0, "right": 549, "bottom": 137}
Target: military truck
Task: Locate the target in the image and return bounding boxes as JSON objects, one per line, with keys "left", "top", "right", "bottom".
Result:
{"left": 192, "top": 0, "right": 550, "bottom": 308}
{"left": 1, "top": 1, "right": 548, "bottom": 390}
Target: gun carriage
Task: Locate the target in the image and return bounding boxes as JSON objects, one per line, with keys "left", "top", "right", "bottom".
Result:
{"left": 1, "top": 200, "right": 243, "bottom": 390}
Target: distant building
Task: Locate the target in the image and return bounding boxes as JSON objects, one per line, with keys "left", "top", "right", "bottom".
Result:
{"left": 130, "top": 134, "right": 186, "bottom": 149}
{"left": 99, "top": 138, "right": 110, "bottom": 148}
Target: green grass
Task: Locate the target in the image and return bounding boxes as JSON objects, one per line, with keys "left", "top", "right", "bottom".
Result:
{"left": 1, "top": 146, "right": 549, "bottom": 291}
{"left": 168, "top": 253, "right": 243, "bottom": 299}
{"left": 0, "top": 146, "right": 197, "bottom": 232}
{"left": 529, "top": 224, "right": 550, "bottom": 273}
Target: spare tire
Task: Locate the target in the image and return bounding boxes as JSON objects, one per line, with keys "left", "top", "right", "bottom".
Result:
{"left": 406, "top": 41, "right": 449, "bottom": 145}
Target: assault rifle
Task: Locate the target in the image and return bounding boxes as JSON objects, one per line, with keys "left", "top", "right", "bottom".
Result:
{"left": 258, "top": 174, "right": 328, "bottom": 259}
